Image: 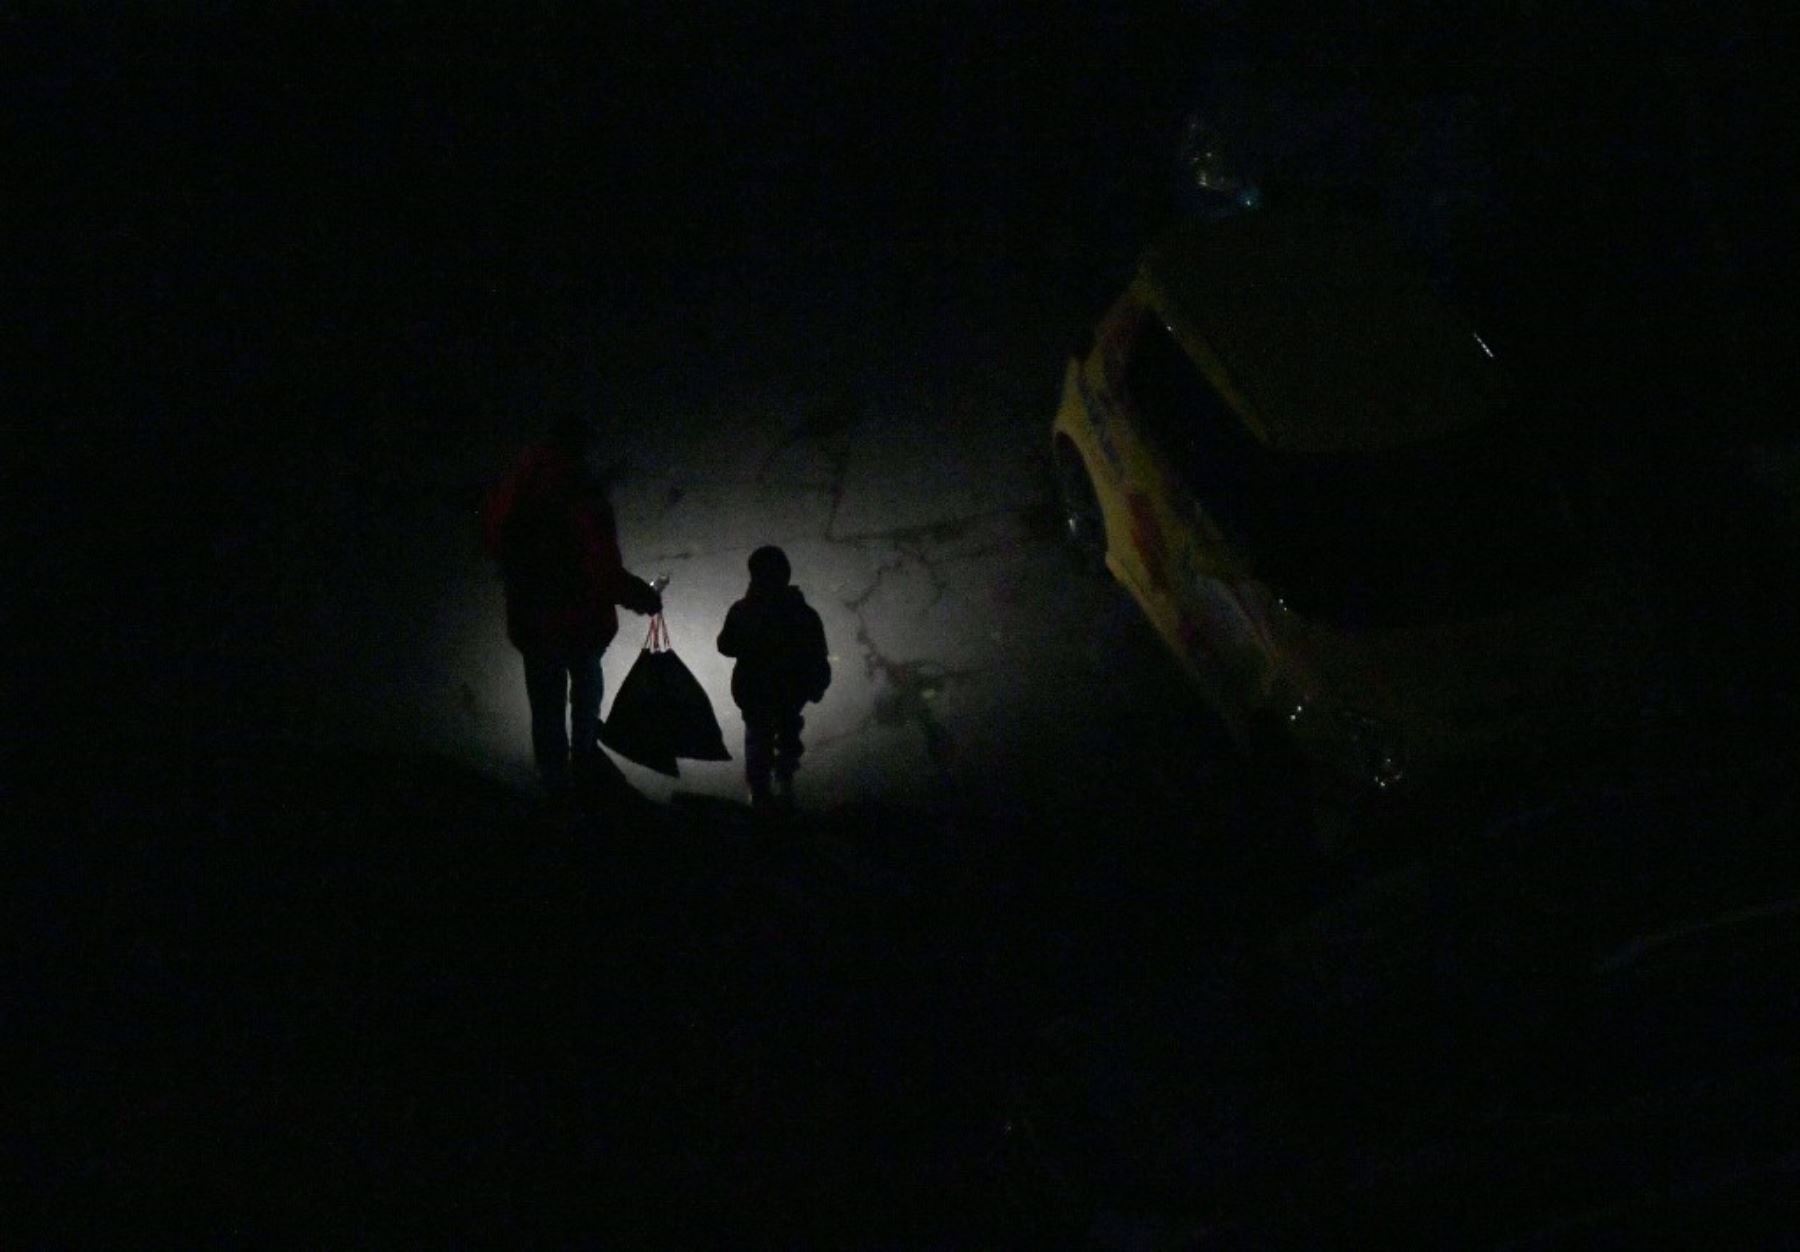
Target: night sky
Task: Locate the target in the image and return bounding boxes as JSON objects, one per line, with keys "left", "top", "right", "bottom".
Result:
{"left": 11, "top": 1, "right": 1800, "bottom": 1244}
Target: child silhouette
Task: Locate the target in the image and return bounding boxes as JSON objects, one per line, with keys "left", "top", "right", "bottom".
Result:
{"left": 716, "top": 546, "right": 831, "bottom": 811}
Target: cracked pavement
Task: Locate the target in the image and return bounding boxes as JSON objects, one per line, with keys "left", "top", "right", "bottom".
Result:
{"left": 242, "top": 260, "right": 1238, "bottom": 830}
{"left": 570, "top": 293, "right": 1224, "bottom": 822}
{"left": 117, "top": 16, "right": 1240, "bottom": 834}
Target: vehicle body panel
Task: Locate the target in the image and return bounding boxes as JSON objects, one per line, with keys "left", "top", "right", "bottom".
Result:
{"left": 1052, "top": 202, "right": 1651, "bottom": 803}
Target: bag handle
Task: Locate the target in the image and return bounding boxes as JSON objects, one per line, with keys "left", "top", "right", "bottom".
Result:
{"left": 641, "top": 575, "right": 672, "bottom": 651}
{"left": 643, "top": 612, "right": 669, "bottom": 652}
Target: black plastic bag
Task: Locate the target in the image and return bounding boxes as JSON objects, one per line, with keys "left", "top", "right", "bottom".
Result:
{"left": 599, "top": 616, "right": 731, "bottom": 777}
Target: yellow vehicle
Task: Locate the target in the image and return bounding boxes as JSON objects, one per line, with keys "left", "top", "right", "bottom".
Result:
{"left": 1051, "top": 200, "right": 1649, "bottom": 813}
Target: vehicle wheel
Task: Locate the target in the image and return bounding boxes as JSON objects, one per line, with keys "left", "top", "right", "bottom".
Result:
{"left": 1053, "top": 442, "right": 1107, "bottom": 576}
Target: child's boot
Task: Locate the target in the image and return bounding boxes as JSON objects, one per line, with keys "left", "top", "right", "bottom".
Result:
{"left": 748, "top": 770, "right": 777, "bottom": 813}
{"left": 772, "top": 769, "right": 797, "bottom": 814}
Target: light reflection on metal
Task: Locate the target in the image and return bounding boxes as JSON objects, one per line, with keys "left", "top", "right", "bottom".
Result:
{"left": 1277, "top": 693, "right": 1405, "bottom": 792}
{"left": 1339, "top": 705, "right": 1407, "bottom": 793}
{"left": 1473, "top": 331, "right": 1495, "bottom": 359}
{"left": 1372, "top": 750, "right": 1406, "bottom": 791}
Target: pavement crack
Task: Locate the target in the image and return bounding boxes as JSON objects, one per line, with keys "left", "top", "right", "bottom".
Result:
{"left": 827, "top": 504, "right": 1024, "bottom": 549}
{"left": 843, "top": 551, "right": 909, "bottom": 614}
{"left": 761, "top": 385, "right": 862, "bottom": 542}
{"left": 837, "top": 550, "right": 992, "bottom": 781}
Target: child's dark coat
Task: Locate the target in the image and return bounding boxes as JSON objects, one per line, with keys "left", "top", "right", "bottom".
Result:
{"left": 716, "top": 584, "right": 831, "bottom": 714}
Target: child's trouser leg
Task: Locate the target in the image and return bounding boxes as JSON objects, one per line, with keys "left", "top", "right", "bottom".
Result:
{"left": 744, "top": 711, "right": 775, "bottom": 796}
{"left": 773, "top": 706, "right": 805, "bottom": 786}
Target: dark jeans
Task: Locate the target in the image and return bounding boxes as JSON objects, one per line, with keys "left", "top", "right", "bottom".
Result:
{"left": 523, "top": 648, "right": 604, "bottom": 796}
{"left": 743, "top": 703, "right": 805, "bottom": 793}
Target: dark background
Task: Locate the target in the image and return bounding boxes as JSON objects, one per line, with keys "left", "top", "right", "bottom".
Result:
{"left": 13, "top": 0, "right": 1793, "bottom": 732}
{"left": 10, "top": 0, "right": 1799, "bottom": 1245}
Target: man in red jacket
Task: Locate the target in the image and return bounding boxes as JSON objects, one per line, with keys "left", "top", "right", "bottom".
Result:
{"left": 484, "top": 414, "right": 662, "bottom": 802}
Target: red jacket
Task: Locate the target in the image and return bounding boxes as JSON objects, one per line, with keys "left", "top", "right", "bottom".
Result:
{"left": 483, "top": 444, "right": 658, "bottom": 655}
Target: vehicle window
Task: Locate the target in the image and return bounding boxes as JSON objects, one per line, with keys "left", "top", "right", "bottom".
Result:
{"left": 1120, "top": 314, "right": 1265, "bottom": 545}
{"left": 1114, "top": 311, "right": 1592, "bottom": 626}
{"left": 1119, "top": 311, "right": 1592, "bottom": 625}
